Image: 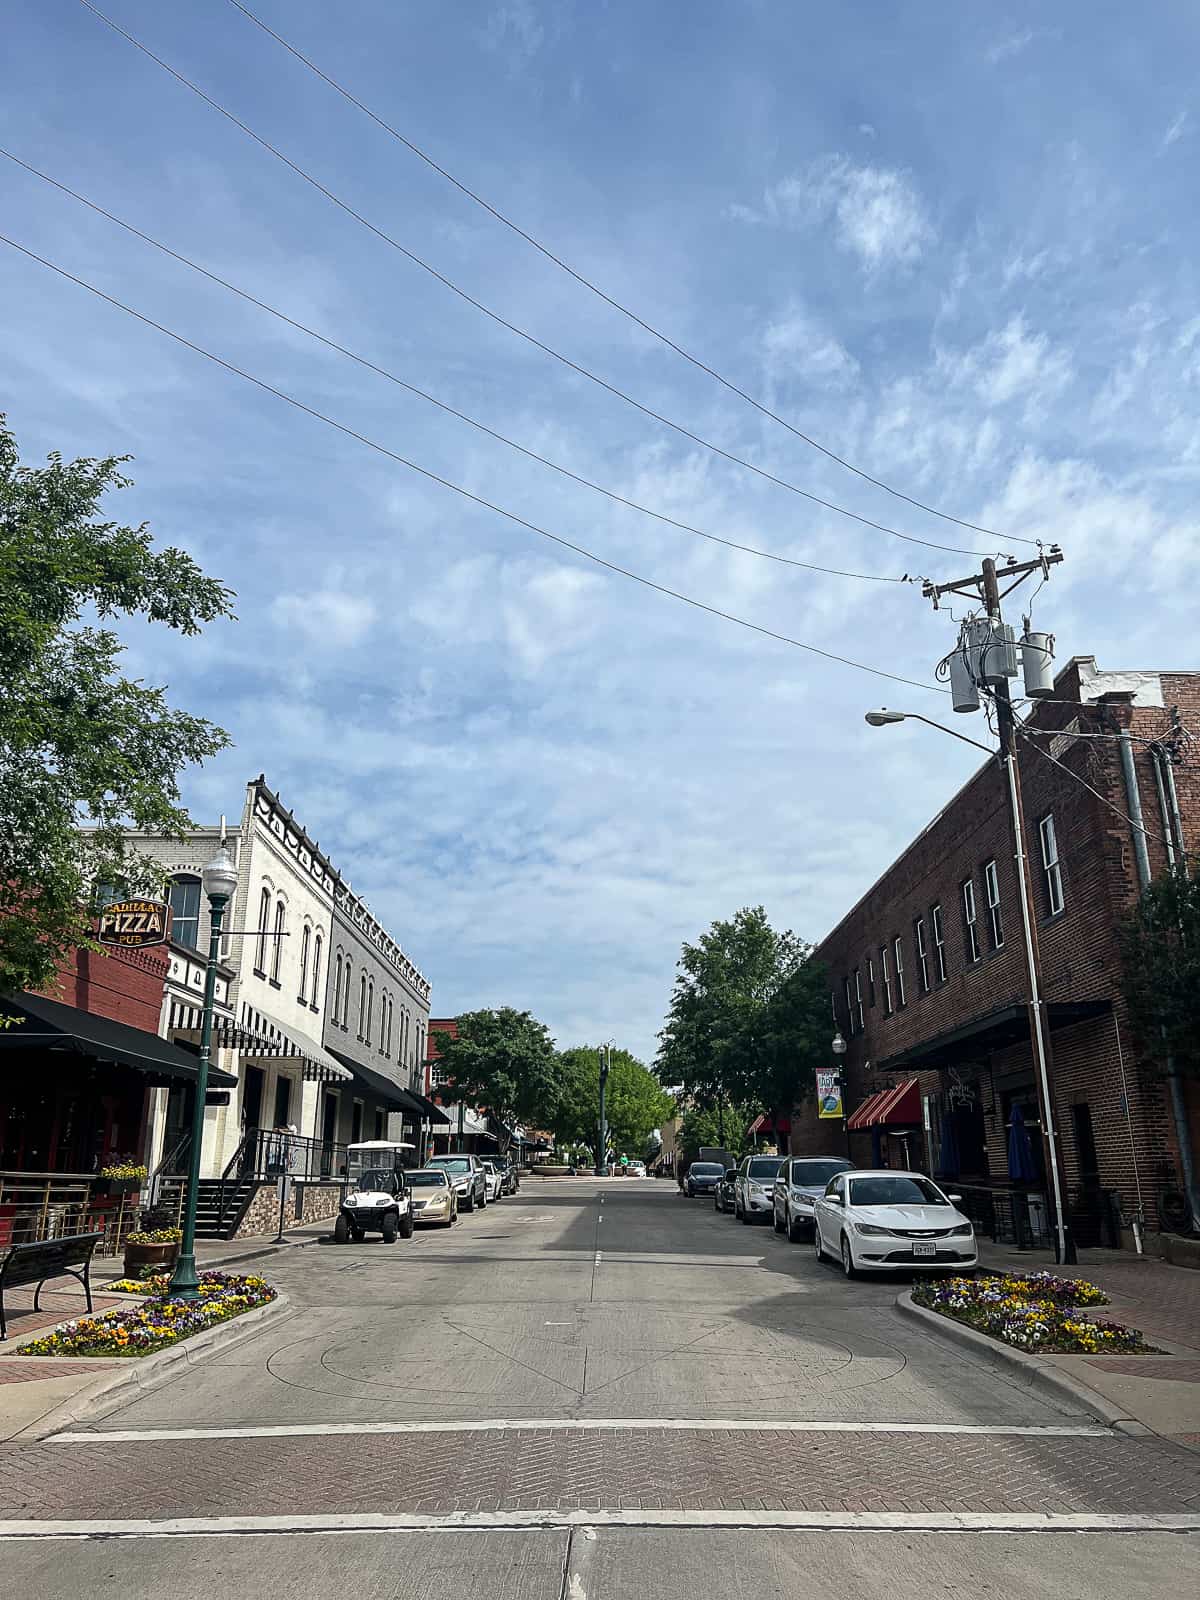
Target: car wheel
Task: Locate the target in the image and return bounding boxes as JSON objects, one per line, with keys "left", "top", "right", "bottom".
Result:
{"left": 813, "top": 1221, "right": 825, "bottom": 1262}
{"left": 334, "top": 1214, "right": 349, "bottom": 1244}
{"left": 773, "top": 1204, "right": 785, "bottom": 1234}
{"left": 399, "top": 1210, "right": 414, "bottom": 1239}
{"left": 840, "top": 1233, "right": 857, "bottom": 1279}
{"left": 382, "top": 1212, "right": 398, "bottom": 1244}
{"left": 462, "top": 1191, "right": 475, "bottom": 1213}
{"left": 787, "top": 1208, "right": 804, "bottom": 1243}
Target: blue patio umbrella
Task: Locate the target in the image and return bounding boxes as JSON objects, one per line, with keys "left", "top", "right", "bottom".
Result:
{"left": 1007, "top": 1105, "right": 1037, "bottom": 1183}
{"left": 938, "top": 1111, "right": 960, "bottom": 1178}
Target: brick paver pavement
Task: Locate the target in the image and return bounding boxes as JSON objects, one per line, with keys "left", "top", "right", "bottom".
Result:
{"left": 0, "top": 1290, "right": 123, "bottom": 1344}
{"left": 1, "top": 1427, "right": 1199, "bottom": 1518}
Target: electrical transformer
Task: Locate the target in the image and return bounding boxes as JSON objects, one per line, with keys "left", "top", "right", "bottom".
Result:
{"left": 1020, "top": 629, "right": 1055, "bottom": 698}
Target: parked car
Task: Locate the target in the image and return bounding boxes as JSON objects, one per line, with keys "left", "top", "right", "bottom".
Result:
{"left": 813, "top": 1169, "right": 978, "bottom": 1278}
{"left": 627, "top": 1159, "right": 648, "bottom": 1178}
{"left": 685, "top": 1160, "right": 726, "bottom": 1197}
{"left": 491, "top": 1154, "right": 520, "bottom": 1194}
{"left": 715, "top": 1166, "right": 738, "bottom": 1214}
{"left": 335, "top": 1141, "right": 416, "bottom": 1243}
{"left": 427, "top": 1154, "right": 488, "bottom": 1212}
{"left": 407, "top": 1167, "right": 457, "bottom": 1227}
{"left": 481, "top": 1160, "right": 503, "bottom": 1203}
{"left": 772, "top": 1156, "right": 855, "bottom": 1241}
{"left": 734, "top": 1154, "right": 785, "bottom": 1222}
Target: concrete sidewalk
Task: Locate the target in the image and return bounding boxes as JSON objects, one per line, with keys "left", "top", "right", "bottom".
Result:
{"left": 976, "top": 1241, "right": 1200, "bottom": 1448}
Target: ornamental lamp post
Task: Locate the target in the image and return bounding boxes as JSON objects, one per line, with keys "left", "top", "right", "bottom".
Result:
{"left": 831, "top": 1029, "right": 851, "bottom": 1160}
{"left": 168, "top": 845, "right": 238, "bottom": 1299}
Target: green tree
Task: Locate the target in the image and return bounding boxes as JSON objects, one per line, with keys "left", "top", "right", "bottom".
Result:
{"left": 734, "top": 952, "right": 830, "bottom": 1129}
{"left": 655, "top": 906, "right": 806, "bottom": 1112}
{"left": 431, "top": 1008, "right": 561, "bottom": 1153}
{"left": 676, "top": 1101, "right": 754, "bottom": 1164}
{"left": 553, "top": 1046, "right": 674, "bottom": 1157}
{"left": 0, "top": 419, "right": 233, "bottom": 993}
{"left": 1120, "top": 858, "right": 1200, "bottom": 1078}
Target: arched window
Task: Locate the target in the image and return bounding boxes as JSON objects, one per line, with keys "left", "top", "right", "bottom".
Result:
{"left": 359, "top": 974, "right": 367, "bottom": 1039}
{"left": 271, "top": 899, "right": 286, "bottom": 982}
{"left": 256, "top": 887, "right": 271, "bottom": 974}
{"left": 299, "top": 925, "right": 311, "bottom": 1000}
{"left": 379, "top": 990, "right": 388, "bottom": 1054}
{"left": 332, "top": 953, "right": 343, "bottom": 1023}
{"left": 387, "top": 997, "right": 394, "bottom": 1055}
{"left": 366, "top": 982, "right": 374, "bottom": 1045}
{"left": 342, "top": 963, "right": 352, "bottom": 1031}
{"left": 311, "top": 934, "right": 323, "bottom": 1009}
{"left": 167, "top": 875, "right": 202, "bottom": 951}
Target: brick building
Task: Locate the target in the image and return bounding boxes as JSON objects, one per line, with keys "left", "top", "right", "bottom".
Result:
{"left": 791, "top": 657, "right": 1199, "bottom": 1250}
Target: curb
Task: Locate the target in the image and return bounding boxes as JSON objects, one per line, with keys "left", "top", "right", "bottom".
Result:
{"left": 894, "top": 1291, "right": 1141, "bottom": 1431}
{"left": 10, "top": 1291, "right": 292, "bottom": 1443}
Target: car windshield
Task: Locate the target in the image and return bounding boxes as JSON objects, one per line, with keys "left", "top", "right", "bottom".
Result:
{"left": 408, "top": 1171, "right": 448, "bottom": 1187}
{"left": 747, "top": 1158, "right": 783, "bottom": 1180}
{"left": 690, "top": 1163, "right": 723, "bottom": 1176}
{"left": 430, "top": 1158, "right": 470, "bottom": 1173}
{"left": 791, "top": 1160, "right": 852, "bottom": 1187}
{"left": 849, "top": 1175, "right": 948, "bottom": 1207}
{"left": 357, "top": 1169, "right": 398, "bottom": 1193}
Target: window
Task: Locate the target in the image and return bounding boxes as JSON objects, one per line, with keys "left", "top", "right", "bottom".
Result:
{"left": 271, "top": 900, "right": 285, "bottom": 982}
{"left": 342, "top": 963, "right": 352, "bottom": 1031}
{"left": 332, "top": 954, "right": 343, "bottom": 1023}
{"left": 374, "top": 1109, "right": 387, "bottom": 1141}
{"left": 932, "top": 903, "right": 947, "bottom": 982}
{"left": 351, "top": 1100, "right": 363, "bottom": 1144}
{"left": 311, "top": 934, "right": 322, "bottom": 1010}
{"left": 388, "top": 998, "right": 395, "bottom": 1055}
{"left": 893, "top": 936, "right": 906, "bottom": 1007}
{"left": 867, "top": 957, "right": 876, "bottom": 1008}
{"left": 854, "top": 969, "right": 864, "bottom": 1033}
{"left": 167, "top": 876, "right": 202, "bottom": 950}
{"left": 881, "top": 945, "right": 893, "bottom": 1015}
{"left": 843, "top": 977, "right": 855, "bottom": 1034}
{"left": 366, "top": 983, "right": 374, "bottom": 1045}
{"left": 1040, "top": 813, "right": 1064, "bottom": 916}
{"left": 255, "top": 887, "right": 271, "bottom": 974}
{"left": 358, "top": 974, "right": 367, "bottom": 1039}
{"left": 299, "top": 926, "right": 311, "bottom": 1001}
{"left": 962, "top": 878, "right": 981, "bottom": 963}
{"left": 984, "top": 859, "right": 1004, "bottom": 949}
{"left": 914, "top": 918, "right": 930, "bottom": 994}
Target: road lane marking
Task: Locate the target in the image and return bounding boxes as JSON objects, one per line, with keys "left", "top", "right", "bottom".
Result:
{"left": 1, "top": 1511, "right": 1196, "bottom": 1539}
{"left": 52, "top": 1419, "right": 1113, "bottom": 1443}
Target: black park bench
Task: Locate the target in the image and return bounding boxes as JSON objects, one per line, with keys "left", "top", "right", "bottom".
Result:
{"left": 0, "top": 1232, "right": 103, "bottom": 1341}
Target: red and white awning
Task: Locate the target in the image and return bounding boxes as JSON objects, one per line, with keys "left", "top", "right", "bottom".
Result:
{"left": 846, "top": 1078, "right": 920, "bottom": 1131}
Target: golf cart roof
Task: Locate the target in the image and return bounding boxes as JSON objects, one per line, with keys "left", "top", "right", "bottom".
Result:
{"left": 348, "top": 1140, "right": 415, "bottom": 1153}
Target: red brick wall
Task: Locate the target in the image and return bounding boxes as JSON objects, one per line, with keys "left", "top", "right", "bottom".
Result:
{"left": 37, "top": 939, "right": 168, "bottom": 1033}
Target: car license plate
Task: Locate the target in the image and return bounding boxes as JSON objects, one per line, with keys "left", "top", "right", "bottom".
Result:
{"left": 912, "top": 1241, "right": 936, "bottom": 1258}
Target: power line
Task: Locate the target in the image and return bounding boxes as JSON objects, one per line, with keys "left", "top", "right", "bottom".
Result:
{"left": 1, "top": 148, "right": 908, "bottom": 587}
{"left": 78, "top": 0, "right": 997, "bottom": 561}
{"left": 222, "top": 0, "right": 1036, "bottom": 549}
{"left": 1, "top": 231, "right": 947, "bottom": 696}
{"left": 1018, "top": 729, "right": 1170, "bottom": 848}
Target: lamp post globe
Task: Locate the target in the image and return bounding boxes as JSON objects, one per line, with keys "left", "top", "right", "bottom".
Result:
{"left": 201, "top": 845, "right": 238, "bottom": 904}
{"left": 832, "top": 1030, "right": 847, "bottom": 1057}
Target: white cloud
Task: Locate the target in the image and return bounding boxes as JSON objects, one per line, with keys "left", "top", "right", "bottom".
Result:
{"left": 271, "top": 589, "right": 378, "bottom": 648}
{"left": 938, "top": 315, "right": 1073, "bottom": 410}
{"left": 483, "top": 1, "right": 544, "bottom": 66}
{"left": 987, "top": 28, "right": 1038, "bottom": 64}
{"left": 761, "top": 305, "right": 859, "bottom": 389}
{"left": 1160, "top": 110, "right": 1189, "bottom": 151}
{"left": 733, "top": 156, "right": 933, "bottom": 270}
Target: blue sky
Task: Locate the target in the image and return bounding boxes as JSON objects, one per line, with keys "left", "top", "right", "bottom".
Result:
{"left": 4, "top": 2, "right": 1198, "bottom": 1061}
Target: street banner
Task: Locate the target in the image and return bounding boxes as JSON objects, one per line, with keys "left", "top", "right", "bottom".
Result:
{"left": 816, "top": 1068, "right": 843, "bottom": 1119}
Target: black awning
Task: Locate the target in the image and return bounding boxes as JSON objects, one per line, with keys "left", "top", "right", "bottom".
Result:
{"left": 327, "top": 1049, "right": 428, "bottom": 1114}
{"left": 876, "top": 999, "right": 1112, "bottom": 1073}
{"left": 0, "top": 993, "right": 238, "bottom": 1088}
{"left": 407, "top": 1089, "right": 451, "bottom": 1125}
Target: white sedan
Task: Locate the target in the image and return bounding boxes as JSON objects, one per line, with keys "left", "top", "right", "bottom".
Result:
{"left": 481, "top": 1160, "right": 504, "bottom": 1203}
{"left": 813, "top": 1169, "right": 977, "bottom": 1277}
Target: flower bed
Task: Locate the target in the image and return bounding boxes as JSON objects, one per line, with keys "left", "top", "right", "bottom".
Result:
{"left": 913, "top": 1271, "right": 1156, "bottom": 1354}
{"left": 22, "top": 1273, "right": 276, "bottom": 1357}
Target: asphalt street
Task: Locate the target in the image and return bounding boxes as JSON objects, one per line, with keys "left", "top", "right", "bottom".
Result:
{"left": 1, "top": 1178, "right": 1197, "bottom": 1596}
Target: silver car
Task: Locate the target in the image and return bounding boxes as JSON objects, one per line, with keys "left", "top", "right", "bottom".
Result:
{"left": 734, "top": 1154, "right": 785, "bottom": 1223}
{"left": 427, "top": 1154, "right": 488, "bottom": 1212}
{"left": 772, "top": 1156, "right": 854, "bottom": 1241}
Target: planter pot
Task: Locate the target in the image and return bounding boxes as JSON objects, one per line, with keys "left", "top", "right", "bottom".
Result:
{"left": 123, "top": 1240, "right": 181, "bottom": 1277}
{"left": 94, "top": 1177, "right": 144, "bottom": 1197}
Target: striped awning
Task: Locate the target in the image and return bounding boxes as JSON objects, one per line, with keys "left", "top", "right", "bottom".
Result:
{"left": 847, "top": 1078, "right": 920, "bottom": 1131}
{"left": 168, "top": 1000, "right": 351, "bottom": 1084}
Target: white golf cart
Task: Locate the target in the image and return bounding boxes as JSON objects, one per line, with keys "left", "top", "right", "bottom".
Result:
{"left": 335, "top": 1140, "right": 416, "bottom": 1244}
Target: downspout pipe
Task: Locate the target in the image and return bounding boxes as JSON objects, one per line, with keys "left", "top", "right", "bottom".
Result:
{"left": 1119, "top": 728, "right": 1200, "bottom": 1235}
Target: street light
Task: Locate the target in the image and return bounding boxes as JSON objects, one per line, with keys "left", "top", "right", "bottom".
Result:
{"left": 865, "top": 706, "right": 1075, "bottom": 1263}
{"left": 168, "top": 845, "right": 238, "bottom": 1299}
{"left": 831, "top": 1030, "right": 850, "bottom": 1159}
{"left": 595, "top": 1040, "right": 614, "bottom": 1178}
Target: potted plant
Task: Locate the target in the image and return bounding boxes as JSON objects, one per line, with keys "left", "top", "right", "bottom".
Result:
{"left": 94, "top": 1160, "right": 149, "bottom": 1197}
{"left": 122, "top": 1226, "right": 183, "bottom": 1277}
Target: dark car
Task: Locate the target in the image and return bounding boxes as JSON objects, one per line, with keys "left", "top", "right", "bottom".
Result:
{"left": 772, "top": 1155, "right": 854, "bottom": 1241}
{"left": 714, "top": 1167, "right": 738, "bottom": 1214}
{"left": 491, "top": 1154, "right": 520, "bottom": 1194}
{"left": 685, "top": 1161, "right": 726, "bottom": 1197}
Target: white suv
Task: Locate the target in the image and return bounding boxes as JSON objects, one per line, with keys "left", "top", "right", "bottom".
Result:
{"left": 734, "top": 1154, "right": 785, "bottom": 1223}
{"left": 427, "top": 1154, "right": 488, "bottom": 1212}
